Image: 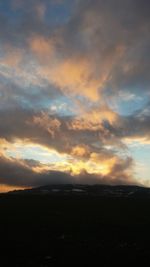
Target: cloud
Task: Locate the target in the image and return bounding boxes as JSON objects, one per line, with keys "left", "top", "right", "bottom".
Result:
{"left": 0, "top": 107, "right": 137, "bottom": 187}
{"left": 1, "top": 45, "right": 23, "bottom": 67}
{"left": 0, "top": 0, "right": 150, "bottom": 189}
{"left": 0, "top": 150, "right": 138, "bottom": 189}
{"left": 29, "top": 35, "right": 54, "bottom": 62}
{"left": 1, "top": 0, "right": 150, "bottom": 103}
{"left": 0, "top": 153, "right": 71, "bottom": 187}
{"left": 60, "top": 0, "right": 150, "bottom": 98}
{"left": 33, "top": 112, "right": 61, "bottom": 138}
{"left": 115, "top": 103, "right": 150, "bottom": 141}
{"left": 71, "top": 145, "right": 90, "bottom": 158}
{"left": 0, "top": 108, "right": 120, "bottom": 153}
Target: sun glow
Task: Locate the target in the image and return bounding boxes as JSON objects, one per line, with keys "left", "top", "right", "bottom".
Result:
{"left": 0, "top": 184, "right": 27, "bottom": 193}
{"left": 0, "top": 138, "right": 116, "bottom": 178}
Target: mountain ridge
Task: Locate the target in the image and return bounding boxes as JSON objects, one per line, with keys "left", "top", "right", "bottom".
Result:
{"left": 5, "top": 184, "right": 150, "bottom": 198}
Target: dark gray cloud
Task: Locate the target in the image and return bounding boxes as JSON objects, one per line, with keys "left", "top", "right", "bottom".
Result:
{"left": 0, "top": 154, "right": 72, "bottom": 186}
{"left": 0, "top": 153, "right": 137, "bottom": 187}
{"left": 0, "top": 106, "right": 131, "bottom": 154}
{"left": 61, "top": 0, "right": 150, "bottom": 96}
{"left": 0, "top": 0, "right": 52, "bottom": 46}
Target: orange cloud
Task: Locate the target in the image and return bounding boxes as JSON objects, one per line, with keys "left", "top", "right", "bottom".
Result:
{"left": 28, "top": 37, "right": 102, "bottom": 101}
{"left": 67, "top": 107, "right": 118, "bottom": 131}
{"left": 36, "top": 58, "right": 100, "bottom": 101}
{"left": 29, "top": 35, "right": 54, "bottom": 62}
{"left": 49, "top": 58, "right": 100, "bottom": 101}
{"left": 1, "top": 46, "right": 23, "bottom": 67}
{"left": 27, "top": 31, "right": 126, "bottom": 103}
{"left": 32, "top": 112, "right": 61, "bottom": 138}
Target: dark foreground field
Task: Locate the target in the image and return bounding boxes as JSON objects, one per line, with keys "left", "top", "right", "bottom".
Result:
{"left": 1, "top": 190, "right": 150, "bottom": 266}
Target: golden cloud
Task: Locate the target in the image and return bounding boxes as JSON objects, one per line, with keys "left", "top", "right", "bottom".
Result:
{"left": 71, "top": 145, "right": 90, "bottom": 157}
{"left": 123, "top": 136, "right": 150, "bottom": 146}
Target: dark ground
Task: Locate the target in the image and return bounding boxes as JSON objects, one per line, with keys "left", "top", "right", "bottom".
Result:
{"left": 0, "top": 191, "right": 150, "bottom": 266}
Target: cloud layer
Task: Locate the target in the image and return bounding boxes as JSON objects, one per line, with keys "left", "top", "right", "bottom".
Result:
{"left": 0, "top": 0, "right": 150, "bottom": 191}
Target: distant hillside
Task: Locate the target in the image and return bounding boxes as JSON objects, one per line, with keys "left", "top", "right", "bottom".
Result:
{"left": 5, "top": 184, "right": 150, "bottom": 198}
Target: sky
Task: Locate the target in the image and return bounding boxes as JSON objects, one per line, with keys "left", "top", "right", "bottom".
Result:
{"left": 0, "top": 0, "right": 150, "bottom": 192}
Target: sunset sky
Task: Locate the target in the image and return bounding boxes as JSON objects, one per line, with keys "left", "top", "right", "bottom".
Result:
{"left": 0, "top": 0, "right": 150, "bottom": 192}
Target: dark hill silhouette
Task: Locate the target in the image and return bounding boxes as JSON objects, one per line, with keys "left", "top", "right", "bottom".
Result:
{"left": 6, "top": 184, "right": 150, "bottom": 198}
{"left": 1, "top": 184, "right": 150, "bottom": 266}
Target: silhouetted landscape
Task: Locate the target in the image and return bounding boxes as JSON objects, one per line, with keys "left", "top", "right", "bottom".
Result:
{"left": 1, "top": 184, "right": 150, "bottom": 266}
